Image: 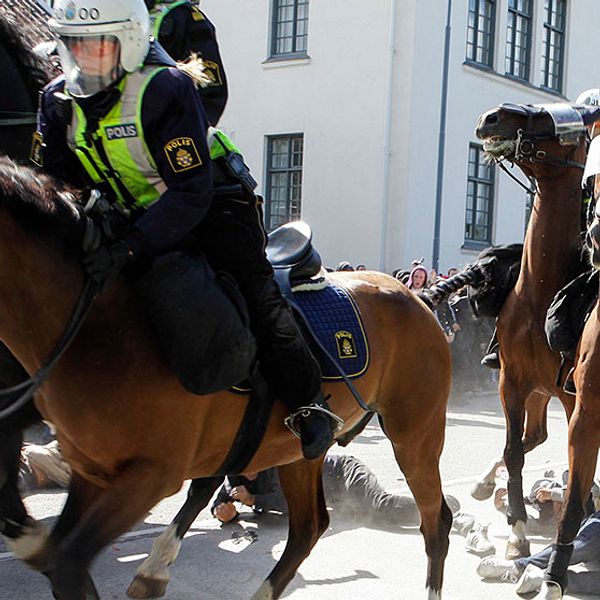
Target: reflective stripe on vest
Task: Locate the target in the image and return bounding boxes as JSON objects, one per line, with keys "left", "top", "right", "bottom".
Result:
{"left": 67, "top": 67, "right": 168, "bottom": 209}
{"left": 151, "top": 1, "right": 192, "bottom": 39}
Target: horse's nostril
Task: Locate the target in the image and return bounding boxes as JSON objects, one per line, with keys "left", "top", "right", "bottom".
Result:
{"left": 485, "top": 113, "right": 499, "bottom": 126}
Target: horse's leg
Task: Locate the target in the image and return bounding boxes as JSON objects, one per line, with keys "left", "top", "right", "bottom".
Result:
{"left": 0, "top": 343, "right": 48, "bottom": 560}
{"left": 387, "top": 426, "right": 451, "bottom": 600}
{"left": 501, "top": 374, "right": 534, "bottom": 560}
{"left": 1, "top": 427, "right": 51, "bottom": 563}
{"left": 127, "top": 476, "right": 224, "bottom": 600}
{"left": 540, "top": 401, "right": 600, "bottom": 599}
{"left": 49, "top": 462, "right": 178, "bottom": 600}
{"left": 253, "top": 459, "right": 327, "bottom": 600}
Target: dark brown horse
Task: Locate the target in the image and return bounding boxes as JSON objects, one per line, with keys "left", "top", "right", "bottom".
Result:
{"left": 539, "top": 133, "right": 600, "bottom": 599}
{"left": 472, "top": 102, "right": 593, "bottom": 559}
{"left": 0, "top": 156, "right": 452, "bottom": 600}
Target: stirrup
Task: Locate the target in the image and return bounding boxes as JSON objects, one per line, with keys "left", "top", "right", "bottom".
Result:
{"left": 562, "top": 366, "right": 576, "bottom": 396}
{"left": 284, "top": 404, "right": 344, "bottom": 438}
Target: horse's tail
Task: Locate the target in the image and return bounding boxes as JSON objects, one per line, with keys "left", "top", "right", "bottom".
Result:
{"left": 176, "top": 53, "right": 212, "bottom": 88}
{"left": 418, "top": 265, "right": 486, "bottom": 309}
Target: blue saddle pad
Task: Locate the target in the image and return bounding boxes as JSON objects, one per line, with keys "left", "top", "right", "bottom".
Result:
{"left": 292, "top": 281, "right": 369, "bottom": 380}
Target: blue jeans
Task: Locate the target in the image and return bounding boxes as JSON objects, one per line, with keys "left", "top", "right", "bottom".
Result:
{"left": 515, "top": 512, "right": 600, "bottom": 595}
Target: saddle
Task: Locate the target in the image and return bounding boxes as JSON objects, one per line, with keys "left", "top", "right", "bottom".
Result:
{"left": 266, "top": 221, "right": 324, "bottom": 298}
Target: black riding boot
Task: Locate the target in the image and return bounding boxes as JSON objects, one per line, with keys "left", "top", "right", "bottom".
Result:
{"left": 286, "top": 390, "right": 340, "bottom": 460}
{"left": 481, "top": 329, "right": 500, "bottom": 369}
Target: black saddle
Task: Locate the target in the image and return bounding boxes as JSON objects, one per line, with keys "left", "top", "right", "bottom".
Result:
{"left": 266, "top": 222, "right": 323, "bottom": 297}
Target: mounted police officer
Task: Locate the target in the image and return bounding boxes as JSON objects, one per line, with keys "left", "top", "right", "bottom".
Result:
{"left": 32, "top": 0, "right": 341, "bottom": 460}
{"left": 144, "top": 0, "right": 227, "bottom": 126}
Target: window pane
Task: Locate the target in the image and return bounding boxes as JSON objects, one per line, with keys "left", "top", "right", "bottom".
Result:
{"left": 465, "top": 144, "right": 494, "bottom": 243}
{"left": 271, "top": 0, "right": 309, "bottom": 57}
{"left": 266, "top": 135, "right": 304, "bottom": 230}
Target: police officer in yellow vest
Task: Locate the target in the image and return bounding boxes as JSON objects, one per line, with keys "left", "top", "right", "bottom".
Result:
{"left": 144, "top": 0, "right": 228, "bottom": 126}
{"left": 34, "top": 0, "right": 341, "bottom": 460}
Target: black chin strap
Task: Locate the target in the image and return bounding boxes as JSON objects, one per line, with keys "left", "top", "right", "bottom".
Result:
{"left": 0, "top": 279, "right": 98, "bottom": 421}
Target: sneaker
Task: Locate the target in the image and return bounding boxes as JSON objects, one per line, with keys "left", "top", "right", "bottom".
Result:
{"left": 477, "top": 556, "right": 520, "bottom": 582}
{"left": 465, "top": 523, "right": 495, "bottom": 557}
{"left": 445, "top": 494, "right": 461, "bottom": 515}
{"left": 515, "top": 564, "right": 545, "bottom": 595}
{"left": 452, "top": 511, "right": 476, "bottom": 536}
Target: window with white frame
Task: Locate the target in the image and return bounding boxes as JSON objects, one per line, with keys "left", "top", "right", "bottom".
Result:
{"left": 265, "top": 135, "right": 304, "bottom": 231}
{"left": 269, "top": 0, "right": 309, "bottom": 59}
{"left": 465, "top": 144, "right": 495, "bottom": 245}
{"left": 505, "top": 0, "right": 532, "bottom": 80}
{"left": 466, "top": 0, "right": 496, "bottom": 68}
{"left": 541, "top": 0, "right": 567, "bottom": 92}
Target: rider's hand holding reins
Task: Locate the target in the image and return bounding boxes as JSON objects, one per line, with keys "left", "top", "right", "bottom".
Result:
{"left": 83, "top": 240, "right": 135, "bottom": 292}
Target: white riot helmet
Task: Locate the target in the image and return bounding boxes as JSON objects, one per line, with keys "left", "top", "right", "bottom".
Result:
{"left": 576, "top": 88, "right": 600, "bottom": 107}
{"left": 48, "top": 0, "right": 150, "bottom": 97}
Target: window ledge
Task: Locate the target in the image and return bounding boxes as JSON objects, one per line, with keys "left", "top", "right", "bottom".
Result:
{"left": 462, "top": 61, "right": 567, "bottom": 100}
{"left": 461, "top": 240, "right": 490, "bottom": 252}
{"left": 262, "top": 55, "right": 311, "bottom": 69}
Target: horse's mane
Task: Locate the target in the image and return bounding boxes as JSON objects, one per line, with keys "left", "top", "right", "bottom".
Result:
{"left": 0, "top": 2, "right": 59, "bottom": 96}
{"left": 0, "top": 156, "right": 83, "bottom": 253}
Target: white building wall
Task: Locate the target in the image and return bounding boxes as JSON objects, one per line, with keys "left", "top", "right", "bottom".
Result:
{"left": 203, "top": 0, "right": 600, "bottom": 274}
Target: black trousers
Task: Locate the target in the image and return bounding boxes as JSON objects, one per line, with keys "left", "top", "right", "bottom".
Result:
{"left": 193, "top": 192, "right": 322, "bottom": 411}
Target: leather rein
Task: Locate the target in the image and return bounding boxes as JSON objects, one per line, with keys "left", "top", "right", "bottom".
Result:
{"left": 0, "top": 278, "right": 98, "bottom": 421}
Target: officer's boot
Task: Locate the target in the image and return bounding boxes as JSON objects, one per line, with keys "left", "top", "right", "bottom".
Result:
{"left": 481, "top": 330, "right": 501, "bottom": 369}
{"left": 284, "top": 391, "right": 343, "bottom": 460}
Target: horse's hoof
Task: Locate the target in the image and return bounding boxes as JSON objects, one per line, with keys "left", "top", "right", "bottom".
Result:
{"left": 538, "top": 581, "right": 563, "bottom": 599}
{"left": 505, "top": 539, "right": 530, "bottom": 560}
{"left": 127, "top": 575, "right": 168, "bottom": 599}
{"left": 470, "top": 480, "right": 496, "bottom": 501}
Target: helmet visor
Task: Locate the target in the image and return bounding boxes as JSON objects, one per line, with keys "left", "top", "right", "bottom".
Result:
{"left": 57, "top": 34, "right": 122, "bottom": 97}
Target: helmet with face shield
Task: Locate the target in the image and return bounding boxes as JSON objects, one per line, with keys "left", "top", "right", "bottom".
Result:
{"left": 48, "top": 0, "right": 151, "bottom": 97}
{"left": 576, "top": 88, "right": 600, "bottom": 107}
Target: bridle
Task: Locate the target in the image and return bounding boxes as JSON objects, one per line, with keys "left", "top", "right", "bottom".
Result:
{"left": 491, "top": 102, "right": 589, "bottom": 195}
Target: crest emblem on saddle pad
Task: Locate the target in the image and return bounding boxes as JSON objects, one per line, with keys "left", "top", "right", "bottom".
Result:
{"left": 164, "top": 137, "right": 203, "bottom": 173}
{"left": 335, "top": 330, "right": 357, "bottom": 359}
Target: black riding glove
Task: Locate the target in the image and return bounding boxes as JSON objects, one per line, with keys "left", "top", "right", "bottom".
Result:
{"left": 83, "top": 240, "right": 135, "bottom": 292}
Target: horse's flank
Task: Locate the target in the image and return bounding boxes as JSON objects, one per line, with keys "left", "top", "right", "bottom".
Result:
{"left": 0, "top": 158, "right": 449, "bottom": 491}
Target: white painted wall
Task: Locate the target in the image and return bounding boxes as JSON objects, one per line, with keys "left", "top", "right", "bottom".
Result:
{"left": 202, "top": 0, "right": 600, "bottom": 273}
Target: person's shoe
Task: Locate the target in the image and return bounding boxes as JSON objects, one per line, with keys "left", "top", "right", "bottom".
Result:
{"left": 452, "top": 511, "right": 476, "bottom": 536}
{"left": 477, "top": 556, "right": 520, "bottom": 582}
{"left": 515, "top": 564, "right": 545, "bottom": 595}
{"left": 481, "top": 352, "right": 501, "bottom": 369}
{"left": 465, "top": 523, "right": 495, "bottom": 557}
{"left": 445, "top": 494, "right": 461, "bottom": 515}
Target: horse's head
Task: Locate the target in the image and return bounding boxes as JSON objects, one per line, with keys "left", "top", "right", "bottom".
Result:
{"left": 475, "top": 103, "right": 592, "bottom": 180}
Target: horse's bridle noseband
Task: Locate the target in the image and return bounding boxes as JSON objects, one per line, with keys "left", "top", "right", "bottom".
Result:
{"left": 492, "top": 103, "right": 589, "bottom": 194}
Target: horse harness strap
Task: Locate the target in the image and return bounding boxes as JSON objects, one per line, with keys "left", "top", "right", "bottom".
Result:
{"left": 0, "top": 278, "right": 98, "bottom": 421}
{"left": 0, "top": 110, "right": 37, "bottom": 127}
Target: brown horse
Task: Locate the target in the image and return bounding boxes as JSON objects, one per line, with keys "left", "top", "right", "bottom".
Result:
{"left": 0, "top": 156, "right": 452, "bottom": 600}
{"left": 472, "top": 102, "right": 592, "bottom": 559}
{"left": 539, "top": 134, "right": 600, "bottom": 599}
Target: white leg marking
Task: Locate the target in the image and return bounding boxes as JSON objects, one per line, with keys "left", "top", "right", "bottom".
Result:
{"left": 5, "top": 519, "right": 50, "bottom": 563}
{"left": 539, "top": 581, "right": 563, "bottom": 599}
{"left": 427, "top": 587, "right": 442, "bottom": 600}
{"left": 135, "top": 524, "right": 181, "bottom": 583}
{"left": 508, "top": 520, "right": 527, "bottom": 546}
{"left": 252, "top": 580, "right": 274, "bottom": 600}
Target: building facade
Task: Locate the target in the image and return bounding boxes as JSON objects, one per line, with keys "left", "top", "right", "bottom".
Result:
{"left": 203, "top": 0, "right": 599, "bottom": 273}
